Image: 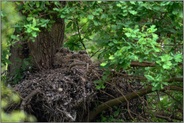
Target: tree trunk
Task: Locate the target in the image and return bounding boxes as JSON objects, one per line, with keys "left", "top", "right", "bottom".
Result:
{"left": 28, "top": 19, "right": 65, "bottom": 69}
{"left": 8, "top": 18, "right": 65, "bottom": 83}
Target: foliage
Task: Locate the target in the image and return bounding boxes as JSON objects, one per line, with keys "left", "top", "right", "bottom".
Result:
{"left": 1, "top": 83, "right": 36, "bottom": 122}
{"left": 61, "top": 1, "right": 182, "bottom": 121}
{"left": 1, "top": 1, "right": 65, "bottom": 83}
{"left": 2, "top": 1, "right": 182, "bottom": 88}
{"left": 98, "top": 106, "right": 123, "bottom": 122}
{"left": 1, "top": 2, "right": 22, "bottom": 70}
{"left": 62, "top": 1, "right": 182, "bottom": 91}
{"left": 1, "top": 2, "right": 36, "bottom": 122}
{"left": 1, "top": 1, "right": 183, "bottom": 122}
{"left": 147, "top": 91, "right": 183, "bottom": 121}
{"left": 94, "top": 72, "right": 110, "bottom": 90}
{"left": 11, "top": 1, "right": 61, "bottom": 42}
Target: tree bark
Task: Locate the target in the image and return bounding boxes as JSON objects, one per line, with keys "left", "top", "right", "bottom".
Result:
{"left": 7, "top": 2, "right": 66, "bottom": 83}
{"left": 28, "top": 19, "right": 65, "bottom": 69}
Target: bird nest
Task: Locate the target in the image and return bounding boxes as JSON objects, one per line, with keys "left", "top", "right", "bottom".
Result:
{"left": 13, "top": 48, "right": 102, "bottom": 122}
{"left": 12, "top": 48, "right": 145, "bottom": 122}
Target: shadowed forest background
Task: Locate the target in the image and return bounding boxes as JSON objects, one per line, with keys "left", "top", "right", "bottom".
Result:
{"left": 1, "top": 1, "right": 183, "bottom": 122}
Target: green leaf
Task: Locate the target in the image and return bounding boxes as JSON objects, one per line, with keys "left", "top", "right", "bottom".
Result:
{"left": 160, "top": 54, "right": 172, "bottom": 62}
{"left": 145, "top": 75, "right": 154, "bottom": 81}
{"left": 174, "top": 53, "right": 182, "bottom": 62}
{"left": 94, "top": 20, "right": 99, "bottom": 26}
{"left": 101, "top": 14, "right": 107, "bottom": 19}
{"left": 25, "top": 27, "right": 32, "bottom": 33}
{"left": 125, "top": 33, "right": 131, "bottom": 37}
{"left": 60, "top": 15, "right": 65, "bottom": 18}
{"left": 31, "top": 27, "right": 40, "bottom": 32}
{"left": 66, "top": 21, "right": 73, "bottom": 28}
{"left": 112, "top": 39, "right": 118, "bottom": 44}
{"left": 145, "top": 74, "right": 154, "bottom": 81}
{"left": 31, "top": 32, "right": 37, "bottom": 37}
{"left": 36, "top": 2, "right": 40, "bottom": 8}
{"left": 53, "top": 8, "right": 59, "bottom": 11}
{"left": 114, "top": 110, "right": 119, "bottom": 117}
{"left": 129, "top": 10, "right": 137, "bottom": 15}
{"left": 162, "top": 81, "right": 169, "bottom": 86}
{"left": 109, "top": 55, "right": 115, "bottom": 60}
{"left": 152, "top": 34, "right": 158, "bottom": 40}
{"left": 88, "top": 15, "right": 94, "bottom": 20}
{"left": 27, "top": 17, "right": 32, "bottom": 21}
{"left": 130, "top": 1, "right": 136, "bottom": 5}
{"left": 133, "top": 55, "right": 138, "bottom": 60}
{"left": 96, "top": 85, "right": 101, "bottom": 90}
{"left": 116, "top": 3, "right": 122, "bottom": 7}
{"left": 147, "top": 25, "right": 157, "bottom": 33}
{"left": 152, "top": 82, "right": 162, "bottom": 91}
{"left": 100, "top": 62, "right": 107, "bottom": 67}
{"left": 32, "top": 18, "right": 36, "bottom": 26}
{"left": 163, "top": 61, "right": 172, "bottom": 69}
{"left": 10, "top": 35, "right": 19, "bottom": 40}
{"left": 108, "top": 42, "right": 113, "bottom": 46}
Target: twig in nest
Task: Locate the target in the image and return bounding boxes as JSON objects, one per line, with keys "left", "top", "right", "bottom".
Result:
{"left": 20, "top": 88, "right": 41, "bottom": 111}
{"left": 68, "top": 61, "right": 87, "bottom": 70}
{"left": 57, "top": 107, "right": 76, "bottom": 121}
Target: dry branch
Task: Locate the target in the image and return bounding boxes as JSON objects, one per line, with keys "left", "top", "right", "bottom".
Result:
{"left": 86, "top": 85, "right": 183, "bottom": 121}
{"left": 115, "top": 72, "right": 183, "bottom": 83}
{"left": 130, "top": 61, "right": 182, "bottom": 68}
{"left": 20, "top": 88, "right": 41, "bottom": 111}
{"left": 130, "top": 61, "right": 155, "bottom": 67}
{"left": 155, "top": 112, "right": 183, "bottom": 121}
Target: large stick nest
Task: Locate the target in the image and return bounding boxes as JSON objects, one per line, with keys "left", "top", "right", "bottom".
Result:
{"left": 12, "top": 48, "right": 145, "bottom": 122}
{"left": 13, "top": 48, "right": 102, "bottom": 121}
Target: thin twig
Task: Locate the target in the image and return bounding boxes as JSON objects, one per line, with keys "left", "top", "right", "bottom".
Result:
{"left": 20, "top": 88, "right": 41, "bottom": 111}
{"left": 74, "top": 17, "right": 86, "bottom": 50}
